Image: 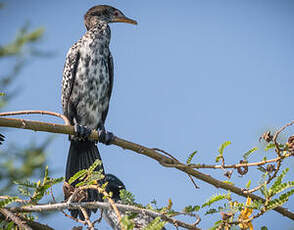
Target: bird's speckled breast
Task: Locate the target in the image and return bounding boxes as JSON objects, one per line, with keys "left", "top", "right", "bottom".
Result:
{"left": 71, "top": 25, "right": 111, "bottom": 129}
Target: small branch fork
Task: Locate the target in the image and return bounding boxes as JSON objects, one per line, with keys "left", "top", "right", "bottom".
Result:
{"left": 1, "top": 111, "right": 294, "bottom": 225}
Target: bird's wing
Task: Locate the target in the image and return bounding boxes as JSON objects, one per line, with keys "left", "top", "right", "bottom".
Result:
{"left": 101, "top": 52, "right": 114, "bottom": 124}
{"left": 61, "top": 43, "right": 80, "bottom": 122}
{"left": 108, "top": 53, "right": 114, "bottom": 99}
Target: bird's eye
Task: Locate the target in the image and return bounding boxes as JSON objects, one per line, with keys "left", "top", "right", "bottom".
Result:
{"left": 114, "top": 11, "right": 119, "bottom": 17}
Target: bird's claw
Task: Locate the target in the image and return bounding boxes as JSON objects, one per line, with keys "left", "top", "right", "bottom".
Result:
{"left": 99, "top": 129, "right": 114, "bottom": 145}
{"left": 74, "top": 124, "right": 92, "bottom": 140}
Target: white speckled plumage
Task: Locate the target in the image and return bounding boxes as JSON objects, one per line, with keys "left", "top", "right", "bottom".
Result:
{"left": 62, "top": 22, "right": 113, "bottom": 130}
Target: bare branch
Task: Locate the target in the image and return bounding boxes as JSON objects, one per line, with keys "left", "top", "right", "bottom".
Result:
{"left": 0, "top": 110, "right": 70, "bottom": 125}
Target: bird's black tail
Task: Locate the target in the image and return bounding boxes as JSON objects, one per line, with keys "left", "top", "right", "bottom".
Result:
{"left": 65, "top": 140, "right": 104, "bottom": 220}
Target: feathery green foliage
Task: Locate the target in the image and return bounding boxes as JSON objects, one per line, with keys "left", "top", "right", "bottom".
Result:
{"left": 143, "top": 217, "right": 166, "bottom": 230}
{"left": 68, "top": 169, "right": 87, "bottom": 185}
{"left": 121, "top": 215, "right": 135, "bottom": 230}
{"left": 186, "top": 151, "right": 197, "bottom": 164}
{"left": 0, "top": 137, "right": 53, "bottom": 194}
{"left": 266, "top": 189, "right": 294, "bottom": 210}
{"left": 0, "top": 196, "right": 18, "bottom": 208}
{"left": 243, "top": 147, "right": 258, "bottom": 160}
{"left": 216, "top": 141, "right": 231, "bottom": 162}
{"left": 120, "top": 189, "right": 136, "bottom": 205}
{"left": 68, "top": 159, "right": 104, "bottom": 187}
{"left": 183, "top": 205, "right": 200, "bottom": 213}
{"left": 202, "top": 193, "right": 231, "bottom": 208}
{"left": 269, "top": 168, "right": 289, "bottom": 194}
{"left": 205, "top": 208, "right": 218, "bottom": 215}
{"left": 15, "top": 166, "right": 63, "bottom": 203}
{"left": 0, "top": 27, "right": 44, "bottom": 57}
{"left": 209, "top": 220, "right": 222, "bottom": 230}
{"left": 269, "top": 181, "right": 294, "bottom": 197}
{"left": 264, "top": 143, "right": 275, "bottom": 151}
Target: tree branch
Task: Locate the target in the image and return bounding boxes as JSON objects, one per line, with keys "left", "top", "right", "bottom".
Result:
{"left": 0, "top": 110, "right": 70, "bottom": 125}
{"left": 8, "top": 201, "right": 200, "bottom": 230}
{"left": 0, "top": 116, "right": 294, "bottom": 221}
{"left": 0, "top": 211, "right": 54, "bottom": 230}
{"left": 0, "top": 208, "right": 32, "bottom": 230}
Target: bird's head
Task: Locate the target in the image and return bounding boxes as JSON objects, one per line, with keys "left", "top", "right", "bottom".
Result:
{"left": 84, "top": 5, "right": 137, "bottom": 30}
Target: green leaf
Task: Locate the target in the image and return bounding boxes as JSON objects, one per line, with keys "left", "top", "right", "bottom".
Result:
{"left": 260, "top": 172, "right": 269, "bottom": 198}
{"left": 246, "top": 180, "right": 251, "bottom": 189}
{"left": 269, "top": 168, "right": 289, "bottom": 195}
{"left": 186, "top": 151, "right": 197, "bottom": 164}
{"left": 0, "top": 196, "right": 18, "bottom": 208}
{"left": 243, "top": 147, "right": 258, "bottom": 160}
{"left": 265, "top": 143, "right": 275, "bottom": 151}
{"left": 68, "top": 169, "right": 87, "bottom": 185}
{"left": 209, "top": 220, "right": 222, "bottom": 230}
{"left": 205, "top": 208, "right": 218, "bottom": 215}
{"left": 269, "top": 181, "right": 294, "bottom": 198}
{"left": 120, "top": 215, "right": 135, "bottom": 230}
{"left": 88, "top": 159, "right": 102, "bottom": 172}
{"left": 216, "top": 141, "right": 231, "bottom": 162}
{"left": 261, "top": 226, "right": 268, "bottom": 230}
{"left": 218, "top": 141, "right": 231, "bottom": 155}
{"left": 14, "top": 179, "right": 37, "bottom": 188}
{"left": 6, "top": 221, "right": 16, "bottom": 230}
{"left": 143, "top": 217, "right": 166, "bottom": 230}
{"left": 250, "top": 199, "right": 263, "bottom": 210}
{"left": 266, "top": 189, "right": 294, "bottom": 210}
{"left": 183, "top": 205, "right": 200, "bottom": 213}
{"left": 0, "top": 27, "right": 45, "bottom": 57}
{"left": 202, "top": 193, "right": 230, "bottom": 208}
{"left": 120, "top": 189, "right": 136, "bottom": 205}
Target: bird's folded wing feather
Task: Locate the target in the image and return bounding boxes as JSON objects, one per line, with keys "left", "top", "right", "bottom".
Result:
{"left": 61, "top": 43, "right": 80, "bottom": 118}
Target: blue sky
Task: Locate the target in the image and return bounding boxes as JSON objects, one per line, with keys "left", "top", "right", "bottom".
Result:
{"left": 1, "top": 0, "right": 294, "bottom": 229}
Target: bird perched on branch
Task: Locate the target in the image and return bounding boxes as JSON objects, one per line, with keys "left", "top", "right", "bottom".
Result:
{"left": 104, "top": 174, "right": 167, "bottom": 230}
{"left": 61, "top": 5, "right": 137, "bottom": 219}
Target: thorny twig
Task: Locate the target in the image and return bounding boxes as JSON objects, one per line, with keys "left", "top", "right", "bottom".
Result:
{"left": 153, "top": 148, "right": 199, "bottom": 189}
{"left": 0, "top": 110, "right": 70, "bottom": 125}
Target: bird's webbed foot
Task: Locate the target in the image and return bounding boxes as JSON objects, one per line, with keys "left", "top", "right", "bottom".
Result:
{"left": 74, "top": 124, "right": 92, "bottom": 140}
{"left": 98, "top": 126, "right": 114, "bottom": 145}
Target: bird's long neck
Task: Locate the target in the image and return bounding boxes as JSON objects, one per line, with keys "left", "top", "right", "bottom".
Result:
{"left": 86, "top": 21, "right": 111, "bottom": 46}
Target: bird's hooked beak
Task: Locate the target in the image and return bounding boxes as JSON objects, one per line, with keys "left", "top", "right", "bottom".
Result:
{"left": 112, "top": 16, "right": 137, "bottom": 25}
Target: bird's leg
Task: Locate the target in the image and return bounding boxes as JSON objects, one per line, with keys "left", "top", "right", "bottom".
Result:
{"left": 98, "top": 125, "right": 114, "bottom": 145}
{"left": 74, "top": 123, "right": 92, "bottom": 140}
